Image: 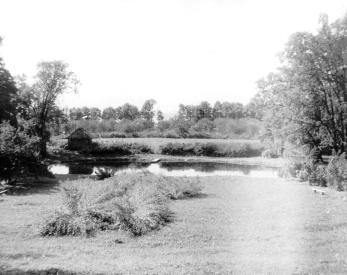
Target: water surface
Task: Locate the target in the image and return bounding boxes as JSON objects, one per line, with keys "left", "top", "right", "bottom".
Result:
{"left": 49, "top": 161, "right": 279, "bottom": 178}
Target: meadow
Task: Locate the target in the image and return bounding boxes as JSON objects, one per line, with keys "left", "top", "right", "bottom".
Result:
{"left": 2, "top": 174, "right": 347, "bottom": 274}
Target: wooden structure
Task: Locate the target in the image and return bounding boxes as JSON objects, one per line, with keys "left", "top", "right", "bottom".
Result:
{"left": 67, "top": 128, "right": 92, "bottom": 151}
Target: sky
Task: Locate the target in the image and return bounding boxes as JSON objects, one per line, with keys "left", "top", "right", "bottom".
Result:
{"left": 1, "top": 0, "right": 347, "bottom": 116}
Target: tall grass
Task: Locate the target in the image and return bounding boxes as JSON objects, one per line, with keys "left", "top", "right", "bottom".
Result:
{"left": 41, "top": 172, "right": 202, "bottom": 237}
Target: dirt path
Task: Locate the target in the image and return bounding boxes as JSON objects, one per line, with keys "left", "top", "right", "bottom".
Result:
{"left": 1, "top": 176, "right": 347, "bottom": 274}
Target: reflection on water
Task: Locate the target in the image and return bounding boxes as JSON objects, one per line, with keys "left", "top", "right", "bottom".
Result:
{"left": 49, "top": 161, "right": 279, "bottom": 178}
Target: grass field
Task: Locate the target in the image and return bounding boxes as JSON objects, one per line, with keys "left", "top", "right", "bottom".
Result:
{"left": 2, "top": 175, "right": 347, "bottom": 274}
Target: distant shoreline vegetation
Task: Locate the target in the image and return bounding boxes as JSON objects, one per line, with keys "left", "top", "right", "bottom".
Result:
{"left": 51, "top": 101, "right": 263, "bottom": 140}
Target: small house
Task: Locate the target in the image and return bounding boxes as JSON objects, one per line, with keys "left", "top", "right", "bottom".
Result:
{"left": 67, "top": 128, "right": 92, "bottom": 151}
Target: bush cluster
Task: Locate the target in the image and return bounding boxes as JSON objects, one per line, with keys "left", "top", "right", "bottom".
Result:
{"left": 40, "top": 172, "right": 202, "bottom": 237}
{"left": 159, "top": 142, "right": 263, "bottom": 157}
{"left": 78, "top": 142, "right": 153, "bottom": 156}
{"left": 0, "top": 121, "right": 51, "bottom": 183}
{"left": 280, "top": 150, "right": 347, "bottom": 191}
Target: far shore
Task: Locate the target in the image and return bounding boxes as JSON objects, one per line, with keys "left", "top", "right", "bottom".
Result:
{"left": 47, "top": 152, "right": 286, "bottom": 168}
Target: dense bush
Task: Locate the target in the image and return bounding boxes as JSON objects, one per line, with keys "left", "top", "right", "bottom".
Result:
{"left": 0, "top": 121, "right": 51, "bottom": 183}
{"left": 213, "top": 118, "right": 262, "bottom": 139}
{"left": 41, "top": 172, "right": 202, "bottom": 237}
{"left": 81, "top": 142, "right": 153, "bottom": 156}
{"left": 280, "top": 149, "right": 347, "bottom": 190}
{"left": 159, "top": 142, "right": 263, "bottom": 157}
{"left": 261, "top": 149, "right": 280, "bottom": 159}
{"left": 326, "top": 152, "right": 347, "bottom": 191}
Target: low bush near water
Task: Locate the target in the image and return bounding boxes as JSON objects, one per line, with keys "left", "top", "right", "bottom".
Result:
{"left": 280, "top": 148, "right": 347, "bottom": 191}
{"left": 159, "top": 142, "right": 263, "bottom": 157}
{"left": 80, "top": 141, "right": 153, "bottom": 155}
{"left": 40, "top": 172, "right": 202, "bottom": 237}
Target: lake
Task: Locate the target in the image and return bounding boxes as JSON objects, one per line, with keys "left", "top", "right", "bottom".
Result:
{"left": 49, "top": 161, "right": 280, "bottom": 178}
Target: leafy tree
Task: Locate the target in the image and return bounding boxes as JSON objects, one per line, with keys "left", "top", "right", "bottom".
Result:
{"left": 29, "top": 61, "right": 78, "bottom": 156}
{"left": 196, "top": 101, "right": 213, "bottom": 121}
{"left": 69, "top": 107, "right": 84, "bottom": 120}
{"left": 156, "top": 110, "right": 164, "bottom": 121}
{"left": 0, "top": 38, "right": 17, "bottom": 124}
{"left": 178, "top": 104, "right": 196, "bottom": 121}
{"left": 212, "top": 101, "right": 223, "bottom": 119}
{"left": 141, "top": 99, "right": 156, "bottom": 122}
{"left": 119, "top": 103, "right": 140, "bottom": 120}
{"left": 89, "top": 107, "right": 101, "bottom": 120}
{"left": 102, "top": 107, "right": 119, "bottom": 120}
{"left": 255, "top": 14, "right": 347, "bottom": 154}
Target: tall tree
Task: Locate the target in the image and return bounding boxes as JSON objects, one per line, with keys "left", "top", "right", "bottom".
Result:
{"left": 30, "top": 61, "right": 78, "bottom": 156}
{"left": 0, "top": 38, "right": 17, "bottom": 124}
{"left": 156, "top": 110, "right": 164, "bottom": 121}
{"left": 119, "top": 103, "right": 140, "bottom": 120}
{"left": 102, "top": 107, "right": 119, "bottom": 120}
{"left": 141, "top": 99, "right": 156, "bottom": 122}
{"left": 255, "top": 14, "right": 347, "bottom": 153}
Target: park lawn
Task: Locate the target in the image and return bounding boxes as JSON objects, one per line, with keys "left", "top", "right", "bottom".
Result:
{"left": 2, "top": 175, "right": 347, "bottom": 274}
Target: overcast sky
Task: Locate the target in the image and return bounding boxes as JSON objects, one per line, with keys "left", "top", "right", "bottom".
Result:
{"left": 1, "top": 0, "right": 347, "bottom": 115}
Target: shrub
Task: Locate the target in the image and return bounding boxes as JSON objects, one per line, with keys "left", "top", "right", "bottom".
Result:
{"left": 85, "top": 142, "right": 132, "bottom": 155}
{"left": 40, "top": 212, "right": 95, "bottom": 237}
{"left": 261, "top": 149, "right": 279, "bottom": 159}
{"left": 159, "top": 142, "right": 195, "bottom": 156}
{"left": 213, "top": 118, "right": 263, "bottom": 139}
{"left": 186, "top": 131, "right": 211, "bottom": 139}
{"left": 80, "top": 141, "right": 153, "bottom": 155}
{"left": 157, "top": 120, "right": 172, "bottom": 131}
{"left": 159, "top": 141, "right": 263, "bottom": 157}
{"left": 191, "top": 118, "right": 215, "bottom": 132}
{"left": 41, "top": 172, "right": 202, "bottom": 237}
{"left": 0, "top": 121, "right": 51, "bottom": 183}
{"left": 164, "top": 130, "right": 180, "bottom": 138}
{"left": 326, "top": 152, "right": 347, "bottom": 191}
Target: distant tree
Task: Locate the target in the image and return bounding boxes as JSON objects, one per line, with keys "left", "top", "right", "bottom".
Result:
{"left": 212, "top": 101, "right": 223, "bottom": 119}
{"left": 220, "top": 102, "right": 244, "bottom": 119}
{"left": 141, "top": 99, "right": 156, "bottom": 122}
{"left": 196, "top": 101, "right": 213, "bottom": 121}
{"left": 119, "top": 103, "right": 140, "bottom": 120}
{"left": 102, "top": 107, "right": 119, "bottom": 120}
{"left": 69, "top": 107, "right": 84, "bottom": 120}
{"left": 89, "top": 107, "right": 101, "bottom": 120}
{"left": 81, "top": 106, "right": 91, "bottom": 119}
{"left": 156, "top": 110, "right": 164, "bottom": 121}
{"left": 178, "top": 104, "right": 196, "bottom": 121}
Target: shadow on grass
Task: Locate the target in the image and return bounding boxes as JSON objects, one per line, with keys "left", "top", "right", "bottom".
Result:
{"left": 0, "top": 267, "right": 90, "bottom": 275}
{"left": 1, "top": 179, "right": 60, "bottom": 196}
{"left": 175, "top": 193, "right": 211, "bottom": 200}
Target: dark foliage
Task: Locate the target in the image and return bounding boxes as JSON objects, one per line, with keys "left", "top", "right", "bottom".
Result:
{"left": 0, "top": 121, "right": 51, "bottom": 183}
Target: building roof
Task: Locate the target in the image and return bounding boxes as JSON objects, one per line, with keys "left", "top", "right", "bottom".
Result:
{"left": 68, "top": 128, "right": 91, "bottom": 140}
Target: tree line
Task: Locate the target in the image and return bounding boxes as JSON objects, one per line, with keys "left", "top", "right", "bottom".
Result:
{"left": 67, "top": 101, "right": 255, "bottom": 123}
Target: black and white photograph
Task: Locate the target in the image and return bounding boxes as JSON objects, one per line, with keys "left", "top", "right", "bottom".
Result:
{"left": 1, "top": 0, "right": 347, "bottom": 274}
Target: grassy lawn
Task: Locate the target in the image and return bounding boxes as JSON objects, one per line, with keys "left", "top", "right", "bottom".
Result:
{"left": 2, "top": 174, "right": 347, "bottom": 274}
